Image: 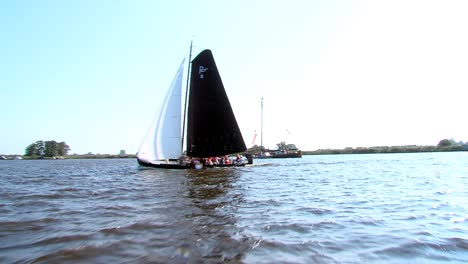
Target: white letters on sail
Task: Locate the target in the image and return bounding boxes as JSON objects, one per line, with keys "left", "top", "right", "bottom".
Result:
{"left": 137, "top": 60, "right": 185, "bottom": 163}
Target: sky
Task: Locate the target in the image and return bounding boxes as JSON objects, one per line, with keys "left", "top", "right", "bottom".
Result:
{"left": 1, "top": 0, "right": 467, "bottom": 155}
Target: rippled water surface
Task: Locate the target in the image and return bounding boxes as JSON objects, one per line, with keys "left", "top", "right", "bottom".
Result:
{"left": 1, "top": 152, "right": 467, "bottom": 263}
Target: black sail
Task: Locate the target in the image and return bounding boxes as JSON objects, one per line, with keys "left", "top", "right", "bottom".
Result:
{"left": 186, "top": 49, "right": 247, "bottom": 157}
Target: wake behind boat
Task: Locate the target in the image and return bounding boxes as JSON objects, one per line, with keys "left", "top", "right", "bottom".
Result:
{"left": 137, "top": 44, "right": 252, "bottom": 169}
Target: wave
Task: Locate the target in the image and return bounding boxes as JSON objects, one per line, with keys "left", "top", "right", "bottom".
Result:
{"left": 0, "top": 217, "right": 57, "bottom": 235}
{"left": 245, "top": 238, "right": 339, "bottom": 264}
{"left": 372, "top": 237, "right": 468, "bottom": 262}
{"left": 30, "top": 240, "right": 136, "bottom": 264}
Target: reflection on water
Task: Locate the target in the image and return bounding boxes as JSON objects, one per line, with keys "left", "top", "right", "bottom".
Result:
{"left": 180, "top": 169, "right": 249, "bottom": 262}
{"left": 129, "top": 167, "right": 252, "bottom": 263}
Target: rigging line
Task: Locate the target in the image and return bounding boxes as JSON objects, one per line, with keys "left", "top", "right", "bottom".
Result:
{"left": 181, "top": 40, "right": 193, "bottom": 155}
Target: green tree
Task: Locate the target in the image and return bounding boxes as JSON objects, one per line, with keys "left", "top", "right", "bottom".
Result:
{"left": 277, "top": 141, "right": 287, "bottom": 150}
{"left": 24, "top": 140, "right": 45, "bottom": 157}
{"left": 44, "top": 140, "right": 58, "bottom": 157}
{"left": 24, "top": 140, "right": 70, "bottom": 157}
{"left": 438, "top": 139, "right": 452, "bottom": 147}
{"left": 57, "top": 142, "right": 70, "bottom": 156}
{"left": 35, "top": 140, "right": 45, "bottom": 156}
{"left": 25, "top": 143, "right": 36, "bottom": 156}
{"left": 247, "top": 144, "right": 265, "bottom": 154}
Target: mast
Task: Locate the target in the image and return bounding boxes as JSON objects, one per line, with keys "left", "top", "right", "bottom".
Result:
{"left": 261, "top": 97, "right": 264, "bottom": 148}
{"left": 181, "top": 40, "right": 193, "bottom": 155}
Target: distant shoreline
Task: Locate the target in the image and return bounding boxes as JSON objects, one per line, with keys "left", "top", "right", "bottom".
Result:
{"left": 0, "top": 154, "right": 137, "bottom": 160}
{"left": 302, "top": 144, "right": 468, "bottom": 155}
{"left": 2, "top": 145, "right": 467, "bottom": 160}
{"left": 66, "top": 154, "right": 137, "bottom": 159}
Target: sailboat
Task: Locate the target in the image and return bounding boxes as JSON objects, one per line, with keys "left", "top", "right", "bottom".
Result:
{"left": 137, "top": 46, "right": 251, "bottom": 169}
{"left": 251, "top": 98, "right": 302, "bottom": 159}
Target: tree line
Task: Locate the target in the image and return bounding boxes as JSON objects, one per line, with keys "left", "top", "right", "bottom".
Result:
{"left": 303, "top": 139, "right": 467, "bottom": 155}
{"left": 25, "top": 140, "right": 70, "bottom": 158}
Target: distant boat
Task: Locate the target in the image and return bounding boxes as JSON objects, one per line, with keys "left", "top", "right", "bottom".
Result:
{"left": 254, "top": 143, "right": 302, "bottom": 159}
{"left": 250, "top": 98, "right": 302, "bottom": 159}
{"left": 137, "top": 43, "right": 251, "bottom": 169}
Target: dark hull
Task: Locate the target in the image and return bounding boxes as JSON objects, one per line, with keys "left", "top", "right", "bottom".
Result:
{"left": 206, "top": 163, "right": 246, "bottom": 168}
{"left": 137, "top": 158, "right": 248, "bottom": 169}
{"left": 137, "top": 158, "right": 190, "bottom": 169}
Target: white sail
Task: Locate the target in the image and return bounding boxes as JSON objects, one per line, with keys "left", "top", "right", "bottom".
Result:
{"left": 137, "top": 59, "right": 185, "bottom": 163}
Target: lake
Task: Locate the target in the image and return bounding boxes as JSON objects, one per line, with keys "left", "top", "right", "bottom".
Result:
{"left": 0, "top": 152, "right": 467, "bottom": 263}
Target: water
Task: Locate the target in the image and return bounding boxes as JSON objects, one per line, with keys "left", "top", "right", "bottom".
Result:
{"left": 0, "top": 152, "right": 467, "bottom": 263}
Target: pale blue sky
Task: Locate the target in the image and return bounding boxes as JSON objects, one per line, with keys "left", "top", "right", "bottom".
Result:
{"left": 1, "top": 0, "right": 467, "bottom": 154}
